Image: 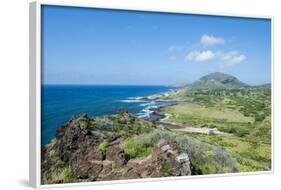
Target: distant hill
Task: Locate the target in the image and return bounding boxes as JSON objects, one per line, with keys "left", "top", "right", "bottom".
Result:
{"left": 190, "top": 72, "right": 249, "bottom": 89}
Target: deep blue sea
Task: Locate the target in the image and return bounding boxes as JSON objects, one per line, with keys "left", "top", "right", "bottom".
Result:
{"left": 41, "top": 85, "right": 174, "bottom": 145}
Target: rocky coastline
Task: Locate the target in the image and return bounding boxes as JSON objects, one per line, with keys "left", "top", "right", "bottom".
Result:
{"left": 41, "top": 111, "right": 191, "bottom": 184}
{"left": 134, "top": 89, "right": 187, "bottom": 122}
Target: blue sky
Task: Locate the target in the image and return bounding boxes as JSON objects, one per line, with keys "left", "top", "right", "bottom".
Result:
{"left": 42, "top": 5, "right": 271, "bottom": 85}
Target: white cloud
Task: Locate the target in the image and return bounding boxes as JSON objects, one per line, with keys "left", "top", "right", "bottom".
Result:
{"left": 200, "top": 34, "right": 225, "bottom": 47}
{"left": 221, "top": 51, "right": 238, "bottom": 61}
{"left": 186, "top": 50, "right": 246, "bottom": 65}
{"left": 197, "top": 51, "right": 216, "bottom": 61}
{"left": 221, "top": 51, "right": 246, "bottom": 65}
{"left": 186, "top": 51, "right": 199, "bottom": 60}
{"left": 186, "top": 50, "right": 216, "bottom": 62}
{"left": 230, "top": 55, "right": 246, "bottom": 64}
{"left": 184, "top": 34, "right": 246, "bottom": 66}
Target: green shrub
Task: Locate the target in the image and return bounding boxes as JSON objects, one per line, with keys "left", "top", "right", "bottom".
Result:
{"left": 61, "top": 166, "right": 76, "bottom": 183}
{"left": 236, "top": 129, "right": 249, "bottom": 137}
{"left": 160, "top": 161, "right": 169, "bottom": 173}
{"left": 123, "top": 129, "right": 239, "bottom": 174}
{"left": 132, "top": 129, "right": 238, "bottom": 174}
{"left": 123, "top": 139, "right": 152, "bottom": 158}
{"left": 255, "top": 114, "right": 266, "bottom": 122}
{"left": 98, "top": 141, "right": 110, "bottom": 153}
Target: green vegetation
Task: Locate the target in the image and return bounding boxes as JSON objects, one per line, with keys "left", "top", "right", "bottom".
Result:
{"left": 98, "top": 141, "right": 110, "bottom": 153}
{"left": 184, "top": 133, "right": 271, "bottom": 172}
{"left": 123, "top": 129, "right": 238, "bottom": 174}
{"left": 165, "top": 103, "right": 253, "bottom": 123}
{"left": 42, "top": 165, "right": 76, "bottom": 184}
{"left": 123, "top": 139, "right": 152, "bottom": 158}
{"left": 160, "top": 161, "right": 170, "bottom": 173}
{"left": 60, "top": 166, "right": 76, "bottom": 183}
{"left": 162, "top": 84, "right": 271, "bottom": 172}
{"left": 42, "top": 139, "right": 77, "bottom": 184}
{"left": 92, "top": 112, "right": 153, "bottom": 138}
{"left": 191, "top": 72, "right": 248, "bottom": 89}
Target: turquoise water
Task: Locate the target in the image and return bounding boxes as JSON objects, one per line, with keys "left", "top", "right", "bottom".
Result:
{"left": 41, "top": 85, "right": 173, "bottom": 145}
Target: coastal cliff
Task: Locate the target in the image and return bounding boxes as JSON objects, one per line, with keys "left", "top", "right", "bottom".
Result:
{"left": 41, "top": 112, "right": 192, "bottom": 184}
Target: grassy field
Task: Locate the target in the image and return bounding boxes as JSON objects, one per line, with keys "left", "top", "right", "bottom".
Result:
{"left": 162, "top": 87, "right": 271, "bottom": 172}
{"left": 165, "top": 103, "right": 253, "bottom": 124}
{"left": 181, "top": 132, "right": 271, "bottom": 172}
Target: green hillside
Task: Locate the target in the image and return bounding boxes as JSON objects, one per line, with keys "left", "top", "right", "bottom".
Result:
{"left": 191, "top": 72, "right": 249, "bottom": 89}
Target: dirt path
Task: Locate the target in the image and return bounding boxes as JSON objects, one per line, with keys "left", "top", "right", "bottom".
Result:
{"left": 157, "top": 121, "right": 232, "bottom": 136}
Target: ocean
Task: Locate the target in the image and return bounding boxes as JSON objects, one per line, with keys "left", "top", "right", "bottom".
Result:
{"left": 41, "top": 85, "right": 174, "bottom": 145}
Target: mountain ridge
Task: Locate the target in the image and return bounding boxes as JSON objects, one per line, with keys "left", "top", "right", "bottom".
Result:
{"left": 188, "top": 72, "right": 249, "bottom": 89}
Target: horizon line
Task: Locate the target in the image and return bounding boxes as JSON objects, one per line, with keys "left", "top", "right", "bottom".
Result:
{"left": 42, "top": 83, "right": 174, "bottom": 86}
{"left": 41, "top": 82, "right": 271, "bottom": 86}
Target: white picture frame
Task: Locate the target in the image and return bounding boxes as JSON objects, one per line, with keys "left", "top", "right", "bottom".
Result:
{"left": 29, "top": 1, "right": 274, "bottom": 189}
